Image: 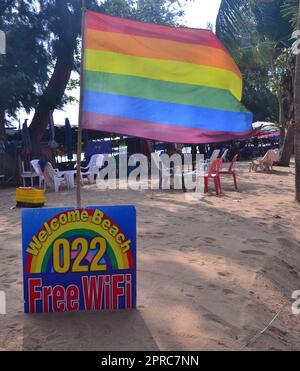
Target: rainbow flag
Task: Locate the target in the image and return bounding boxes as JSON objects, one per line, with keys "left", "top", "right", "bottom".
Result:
{"left": 82, "top": 11, "right": 253, "bottom": 143}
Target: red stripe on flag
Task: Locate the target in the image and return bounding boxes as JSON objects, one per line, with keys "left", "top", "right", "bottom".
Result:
{"left": 85, "top": 10, "right": 227, "bottom": 51}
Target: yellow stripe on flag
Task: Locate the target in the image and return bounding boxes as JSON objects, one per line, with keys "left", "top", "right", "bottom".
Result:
{"left": 85, "top": 49, "right": 242, "bottom": 101}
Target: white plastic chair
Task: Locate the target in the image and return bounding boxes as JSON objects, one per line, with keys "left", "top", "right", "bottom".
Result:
{"left": 43, "top": 162, "right": 65, "bottom": 192}
{"left": 202, "top": 149, "right": 220, "bottom": 171}
{"left": 79, "top": 154, "right": 105, "bottom": 184}
{"left": 30, "top": 160, "right": 45, "bottom": 189}
{"left": 220, "top": 149, "right": 229, "bottom": 170}
{"left": 21, "top": 162, "right": 38, "bottom": 187}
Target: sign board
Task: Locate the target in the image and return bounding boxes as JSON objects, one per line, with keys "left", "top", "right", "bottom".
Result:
{"left": 22, "top": 206, "right": 136, "bottom": 313}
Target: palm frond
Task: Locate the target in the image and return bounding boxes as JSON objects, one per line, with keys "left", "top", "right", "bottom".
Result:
{"left": 282, "top": 0, "right": 299, "bottom": 29}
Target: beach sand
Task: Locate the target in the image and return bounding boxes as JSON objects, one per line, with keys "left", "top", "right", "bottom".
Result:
{"left": 0, "top": 161, "right": 300, "bottom": 351}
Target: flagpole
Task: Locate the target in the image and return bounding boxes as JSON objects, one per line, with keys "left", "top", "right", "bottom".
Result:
{"left": 76, "top": 0, "right": 86, "bottom": 208}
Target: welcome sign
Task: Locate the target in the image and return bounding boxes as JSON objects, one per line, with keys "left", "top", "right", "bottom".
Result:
{"left": 22, "top": 206, "right": 136, "bottom": 313}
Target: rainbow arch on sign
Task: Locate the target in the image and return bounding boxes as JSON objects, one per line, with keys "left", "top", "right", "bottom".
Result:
{"left": 25, "top": 210, "right": 134, "bottom": 274}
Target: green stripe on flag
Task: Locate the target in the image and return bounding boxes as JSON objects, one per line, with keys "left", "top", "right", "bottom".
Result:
{"left": 84, "top": 70, "right": 247, "bottom": 113}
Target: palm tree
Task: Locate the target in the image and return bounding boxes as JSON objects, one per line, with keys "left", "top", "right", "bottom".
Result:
{"left": 217, "top": 0, "right": 295, "bottom": 161}
{"left": 282, "top": 0, "right": 299, "bottom": 28}
{"left": 218, "top": 0, "right": 300, "bottom": 200}
{"left": 294, "top": 2, "right": 300, "bottom": 201}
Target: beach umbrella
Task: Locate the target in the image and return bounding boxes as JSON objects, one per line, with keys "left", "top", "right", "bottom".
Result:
{"left": 0, "top": 141, "right": 4, "bottom": 179}
{"left": 0, "top": 139, "right": 4, "bottom": 154}
{"left": 83, "top": 129, "right": 89, "bottom": 147}
{"left": 48, "top": 111, "right": 58, "bottom": 149}
{"left": 0, "top": 127, "right": 4, "bottom": 176}
{"left": 252, "top": 122, "right": 278, "bottom": 133}
{"left": 22, "top": 119, "right": 31, "bottom": 156}
{"left": 21, "top": 119, "right": 32, "bottom": 171}
{"left": 65, "top": 118, "right": 73, "bottom": 160}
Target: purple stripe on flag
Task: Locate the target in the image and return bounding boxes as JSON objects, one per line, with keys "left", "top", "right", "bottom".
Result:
{"left": 83, "top": 112, "right": 255, "bottom": 144}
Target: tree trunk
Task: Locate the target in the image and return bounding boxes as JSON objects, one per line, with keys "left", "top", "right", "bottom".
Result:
{"left": 29, "top": 0, "right": 77, "bottom": 157}
{"left": 0, "top": 108, "right": 5, "bottom": 142}
{"left": 29, "top": 52, "right": 73, "bottom": 157}
{"left": 278, "top": 93, "right": 286, "bottom": 147}
{"left": 0, "top": 108, "right": 5, "bottom": 176}
{"left": 279, "top": 126, "right": 286, "bottom": 147}
{"left": 278, "top": 126, "right": 295, "bottom": 166}
{"left": 295, "top": 4, "right": 300, "bottom": 202}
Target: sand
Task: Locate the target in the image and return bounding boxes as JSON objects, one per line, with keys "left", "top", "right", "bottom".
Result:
{"left": 0, "top": 161, "right": 300, "bottom": 351}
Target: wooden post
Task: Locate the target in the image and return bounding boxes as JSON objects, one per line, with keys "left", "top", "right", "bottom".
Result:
{"left": 76, "top": 0, "right": 87, "bottom": 208}
{"left": 295, "top": 6, "right": 300, "bottom": 201}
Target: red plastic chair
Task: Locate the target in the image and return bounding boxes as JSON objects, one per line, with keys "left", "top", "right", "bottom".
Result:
{"left": 202, "top": 158, "right": 222, "bottom": 195}
{"left": 220, "top": 155, "right": 238, "bottom": 190}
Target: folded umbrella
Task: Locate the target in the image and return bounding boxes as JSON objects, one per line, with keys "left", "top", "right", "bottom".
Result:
{"left": 48, "top": 111, "right": 58, "bottom": 149}
{"left": 65, "top": 118, "right": 73, "bottom": 161}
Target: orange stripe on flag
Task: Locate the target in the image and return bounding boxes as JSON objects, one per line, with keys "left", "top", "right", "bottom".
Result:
{"left": 86, "top": 29, "right": 242, "bottom": 79}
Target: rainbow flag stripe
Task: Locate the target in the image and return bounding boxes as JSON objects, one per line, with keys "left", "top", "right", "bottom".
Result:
{"left": 82, "top": 11, "right": 253, "bottom": 143}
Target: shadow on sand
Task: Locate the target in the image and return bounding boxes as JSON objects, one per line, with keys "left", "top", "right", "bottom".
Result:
{"left": 22, "top": 309, "right": 159, "bottom": 351}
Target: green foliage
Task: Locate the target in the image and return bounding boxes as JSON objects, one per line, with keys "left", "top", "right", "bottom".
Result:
{"left": 217, "top": 0, "right": 293, "bottom": 51}
{"left": 216, "top": 0, "right": 251, "bottom": 51}
{"left": 0, "top": 0, "right": 49, "bottom": 116}
{"left": 282, "top": 0, "right": 299, "bottom": 29}
{"left": 268, "top": 48, "right": 295, "bottom": 98}
{"left": 0, "top": 0, "right": 187, "bottom": 122}
{"left": 242, "top": 69, "right": 279, "bottom": 123}
{"left": 254, "top": 0, "right": 292, "bottom": 44}
{"left": 98, "top": 0, "right": 136, "bottom": 19}
{"left": 217, "top": 0, "right": 295, "bottom": 123}
{"left": 132, "top": 0, "right": 184, "bottom": 24}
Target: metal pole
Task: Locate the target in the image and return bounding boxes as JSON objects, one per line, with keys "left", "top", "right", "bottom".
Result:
{"left": 76, "top": 0, "right": 87, "bottom": 208}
